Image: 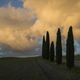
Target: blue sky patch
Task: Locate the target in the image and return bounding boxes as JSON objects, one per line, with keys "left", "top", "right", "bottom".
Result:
{"left": 0, "top": 0, "right": 23, "bottom": 8}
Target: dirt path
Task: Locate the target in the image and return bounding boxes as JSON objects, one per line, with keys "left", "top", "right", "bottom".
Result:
{"left": 0, "top": 57, "right": 80, "bottom": 80}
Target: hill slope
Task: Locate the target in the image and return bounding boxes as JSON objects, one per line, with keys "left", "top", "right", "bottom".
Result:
{"left": 0, "top": 57, "right": 80, "bottom": 80}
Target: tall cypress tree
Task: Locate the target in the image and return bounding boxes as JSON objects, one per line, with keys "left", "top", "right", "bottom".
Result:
{"left": 42, "top": 35, "right": 46, "bottom": 58}
{"left": 50, "top": 41, "right": 54, "bottom": 61}
{"left": 56, "top": 28, "right": 62, "bottom": 64}
{"left": 46, "top": 31, "right": 50, "bottom": 59}
{"left": 66, "top": 26, "right": 74, "bottom": 69}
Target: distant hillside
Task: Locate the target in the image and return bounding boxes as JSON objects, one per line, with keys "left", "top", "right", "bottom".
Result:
{"left": 0, "top": 43, "right": 41, "bottom": 57}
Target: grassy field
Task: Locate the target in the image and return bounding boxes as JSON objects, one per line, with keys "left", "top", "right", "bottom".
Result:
{"left": 0, "top": 56, "right": 80, "bottom": 80}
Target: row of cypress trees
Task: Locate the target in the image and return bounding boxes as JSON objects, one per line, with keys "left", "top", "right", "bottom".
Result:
{"left": 42, "top": 26, "right": 74, "bottom": 69}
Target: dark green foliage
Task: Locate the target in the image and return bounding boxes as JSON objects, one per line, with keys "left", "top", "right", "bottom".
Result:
{"left": 50, "top": 41, "right": 54, "bottom": 61}
{"left": 42, "top": 35, "right": 46, "bottom": 58}
{"left": 56, "top": 28, "right": 62, "bottom": 64}
{"left": 66, "top": 26, "right": 74, "bottom": 69}
{"left": 45, "top": 31, "right": 50, "bottom": 59}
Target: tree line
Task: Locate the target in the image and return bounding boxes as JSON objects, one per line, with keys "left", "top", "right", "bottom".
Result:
{"left": 42, "top": 26, "right": 74, "bottom": 69}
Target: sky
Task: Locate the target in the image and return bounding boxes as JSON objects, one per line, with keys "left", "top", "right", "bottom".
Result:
{"left": 0, "top": 0, "right": 80, "bottom": 55}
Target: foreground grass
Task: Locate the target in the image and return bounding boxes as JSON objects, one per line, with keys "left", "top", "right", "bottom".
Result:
{"left": 0, "top": 56, "right": 79, "bottom": 80}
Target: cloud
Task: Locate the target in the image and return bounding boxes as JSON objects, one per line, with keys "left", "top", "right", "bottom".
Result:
{"left": 23, "top": 0, "right": 80, "bottom": 54}
{"left": 23, "top": 0, "right": 80, "bottom": 25}
{"left": 23, "top": 0, "right": 80, "bottom": 37}
{"left": 0, "top": 27, "right": 38, "bottom": 50}
{"left": 0, "top": 7, "right": 37, "bottom": 28}
{"left": 0, "top": 5, "right": 38, "bottom": 50}
{"left": 0, "top": 0, "right": 80, "bottom": 55}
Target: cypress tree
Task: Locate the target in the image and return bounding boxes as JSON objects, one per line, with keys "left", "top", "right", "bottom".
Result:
{"left": 66, "top": 26, "right": 74, "bottom": 69}
{"left": 42, "top": 35, "right": 46, "bottom": 58}
{"left": 56, "top": 28, "right": 62, "bottom": 64}
{"left": 46, "top": 31, "right": 50, "bottom": 59}
{"left": 50, "top": 41, "right": 54, "bottom": 61}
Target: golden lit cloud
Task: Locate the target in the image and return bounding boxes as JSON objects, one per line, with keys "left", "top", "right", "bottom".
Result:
{"left": 24, "top": 0, "right": 80, "bottom": 41}
{"left": 0, "top": 7, "right": 37, "bottom": 28}
{"left": 0, "top": 0, "right": 80, "bottom": 52}
{"left": 0, "top": 6, "right": 38, "bottom": 50}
